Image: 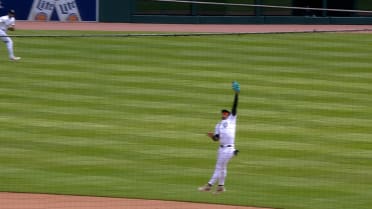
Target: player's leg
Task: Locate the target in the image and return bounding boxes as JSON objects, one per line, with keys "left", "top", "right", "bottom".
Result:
{"left": 0, "top": 31, "right": 19, "bottom": 61}
{"left": 0, "top": 30, "right": 8, "bottom": 52}
{"left": 6, "top": 38, "right": 20, "bottom": 60}
{"left": 208, "top": 149, "right": 225, "bottom": 186}
{"left": 217, "top": 152, "right": 234, "bottom": 185}
{"left": 198, "top": 149, "right": 223, "bottom": 192}
{"left": 6, "top": 38, "right": 14, "bottom": 58}
{"left": 215, "top": 149, "right": 234, "bottom": 194}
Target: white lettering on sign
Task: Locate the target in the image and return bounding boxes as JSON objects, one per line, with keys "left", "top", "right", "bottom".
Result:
{"left": 28, "top": 0, "right": 81, "bottom": 22}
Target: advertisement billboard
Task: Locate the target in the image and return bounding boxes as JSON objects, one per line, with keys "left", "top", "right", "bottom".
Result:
{"left": 0, "top": 0, "right": 97, "bottom": 21}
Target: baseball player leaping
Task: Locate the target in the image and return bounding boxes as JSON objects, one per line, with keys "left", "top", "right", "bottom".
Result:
{"left": 198, "top": 81, "right": 240, "bottom": 194}
{"left": 0, "top": 9, "right": 21, "bottom": 61}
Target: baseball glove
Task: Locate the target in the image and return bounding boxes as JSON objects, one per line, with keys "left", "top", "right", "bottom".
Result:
{"left": 232, "top": 81, "right": 240, "bottom": 93}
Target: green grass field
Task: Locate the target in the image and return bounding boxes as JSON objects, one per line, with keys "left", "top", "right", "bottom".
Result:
{"left": 1, "top": 31, "right": 372, "bottom": 209}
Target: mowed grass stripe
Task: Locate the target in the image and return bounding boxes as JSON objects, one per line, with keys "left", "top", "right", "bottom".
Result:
{"left": 1, "top": 32, "right": 372, "bottom": 209}
{"left": 5, "top": 33, "right": 372, "bottom": 141}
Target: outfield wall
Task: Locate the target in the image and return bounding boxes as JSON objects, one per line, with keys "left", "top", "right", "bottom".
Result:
{"left": 1, "top": 0, "right": 372, "bottom": 24}
{"left": 99, "top": 0, "right": 372, "bottom": 24}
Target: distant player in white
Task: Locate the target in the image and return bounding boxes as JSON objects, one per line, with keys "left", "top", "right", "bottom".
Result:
{"left": 199, "top": 81, "right": 240, "bottom": 194}
{"left": 0, "top": 9, "right": 21, "bottom": 61}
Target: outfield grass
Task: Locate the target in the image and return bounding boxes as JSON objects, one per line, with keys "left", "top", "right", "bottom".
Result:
{"left": 1, "top": 31, "right": 372, "bottom": 209}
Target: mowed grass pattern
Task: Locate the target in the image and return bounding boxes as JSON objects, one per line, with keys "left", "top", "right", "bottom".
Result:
{"left": 1, "top": 32, "right": 372, "bottom": 209}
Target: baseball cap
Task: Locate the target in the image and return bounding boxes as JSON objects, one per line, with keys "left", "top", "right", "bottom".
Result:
{"left": 221, "top": 109, "right": 230, "bottom": 114}
{"left": 9, "top": 9, "right": 15, "bottom": 15}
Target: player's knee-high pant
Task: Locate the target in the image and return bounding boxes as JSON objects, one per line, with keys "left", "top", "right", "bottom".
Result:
{"left": 208, "top": 147, "right": 234, "bottom": 186}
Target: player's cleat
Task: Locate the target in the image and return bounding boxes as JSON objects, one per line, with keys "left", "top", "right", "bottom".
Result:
{"left": 198, "top": 184, "right": 212, "bottom": 192}
{"left": 10, "top": 57, "right": 21, "bottom": 61}
{"left": 213, "top": 185, "right": 226, "bottom": 194}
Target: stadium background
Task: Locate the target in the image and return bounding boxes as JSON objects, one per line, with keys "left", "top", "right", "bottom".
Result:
{"left": 1, "top": 0, "right": 372, "bottom": 23}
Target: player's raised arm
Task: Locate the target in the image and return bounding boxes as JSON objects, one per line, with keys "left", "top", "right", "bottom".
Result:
{"left": 231, "top": 81, "right": 240, "bottom": 116}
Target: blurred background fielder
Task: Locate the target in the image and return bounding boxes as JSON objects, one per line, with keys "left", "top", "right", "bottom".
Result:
{"left": 0, "top": 9, "right": 21, "bottom": 61}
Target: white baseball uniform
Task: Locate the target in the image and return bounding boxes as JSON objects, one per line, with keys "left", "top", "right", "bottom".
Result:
{"left": 0, "top": 15, "right": 17, "bottom": 59}
{"left": 199, "top": 83, "right": 240, "bottom": 193}
{"left": 208, "top": 113, "right": 237, "bottom": 186}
